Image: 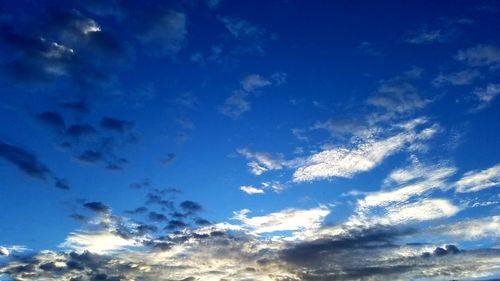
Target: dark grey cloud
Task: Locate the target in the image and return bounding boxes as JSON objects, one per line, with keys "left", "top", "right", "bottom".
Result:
{"left": 148, "top": 211, "right": 167, "bottom": 222}
{"left": 61, "top": 100, "right": 89, "bottom": 113}
{"left": 77, "top": 150, "right": 103, "bottom": 163}
{"left": 66, "top": 124, "right": 98, "bottom": 139}
{"left": 128, "top": 178, "right": 151, "bottom": 189}
{"left": 0, "top": 141, "right": 51, "bottom": 180}
{"left": 125, "top": 206, "right": 148, "bottom": 215}
{"left": 100, "top": 117, "right": 134, "bottom": 133}
{"left": 0, "top": 140, "right": 68, "bottom": 189}
{"left": 83, "top": 201, "right": 110, "bottom": 213}
{"left": 165, "top": 219, "right": 188, "bottom": 230}
{"left": 35, "top": 111, "right": 66, "bottom": 133}
{"left": 180, "top": 200, "right": 202, "bottom": 214}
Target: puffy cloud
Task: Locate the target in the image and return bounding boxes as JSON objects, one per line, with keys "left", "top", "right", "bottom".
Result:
{"left": 240, "top": 185, "right": 265, "bottom": 194}
{"left": 456, "top": 163, "right": 500, "bottom": 192}
{"left": 59, "top": 231, "right": 139, "bottom": 254}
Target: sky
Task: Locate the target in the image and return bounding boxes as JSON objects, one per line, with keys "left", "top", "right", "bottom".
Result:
{"left": 0, "top": 0, "right": 499, "bottom": 280}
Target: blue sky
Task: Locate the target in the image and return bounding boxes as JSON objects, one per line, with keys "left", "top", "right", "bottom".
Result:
{"left": 0, "top": 0, "right": 499, "bottom": 280}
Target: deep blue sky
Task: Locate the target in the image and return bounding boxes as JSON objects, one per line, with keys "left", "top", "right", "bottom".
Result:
{"left": 0, "top": 1, "right": 499, "bottom": 280}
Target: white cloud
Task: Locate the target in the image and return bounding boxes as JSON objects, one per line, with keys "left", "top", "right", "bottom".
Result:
{"left": 240, "top": 185, "right": 265, "bottom": 194}
{"left": 430, "top": 216, "right": 500, "bottom": 240}
{"left": 369, "top": 80, "right": 428, "bottom": 113}
{"left": 240, "top": 74, "right": 272, "bottom": 92}
{"left": 220, "top": 91, "right": 251, "bottom": 118}
{"left": 380, "top": 199, "right": 460, "bottom": 225}
{"left": 456, "top": 163, "right": 500, "bottom": 193}
{"left": 219, "top": 17, "right": 264, "bottom": 39}
{"left": 238, "top": 148, "right": 286, "bottom": 175}
{"left": 233, "top": 207, "right": 329, "bottom": 236}
{"left": 293, "top": 122, "right": 438, "bottom": 182}
{"left": 360, "top": 165, "right": 456, "bottom": 210}
{"left": 472, "top": 83, "right": 500, "bottom": 110}
{"left": 59, "top": 231, "right": 139, "bottom": 254}
{"left": 432, "top": 69, "right": 481, "bottom": 87}
{"left": 404, "top": 28, "right": 445, "bottom": 44}
{"left": 456, "top": 44, "right": 500, "bottom": 67}
{"left": 0, "top": 246, "right": 9, "bottom": 256}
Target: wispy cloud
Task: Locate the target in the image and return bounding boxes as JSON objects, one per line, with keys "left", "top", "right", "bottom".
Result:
{"left": 456, "top": 163, "right": 500, "bottom": 192}
{"left": 221, "top": 73, "right": 286, "bottom": 118}
{"left": 432, "top": 69, "right": 482, "bottom": 87}
{"left": 471, "top": 83, "right": 500, "bottom": 111}
{"left": 456, "top": 44, "right": 500, "bottom": 68}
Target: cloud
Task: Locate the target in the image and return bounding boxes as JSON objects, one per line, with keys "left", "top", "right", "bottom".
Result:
{"left": 240, "top": 185, "right": 265, "bottom": 195}
{"left": 472, "top": 83, "right": 500, "bottom": 110}
{"left": 221, "top": 73, "right": 285, "bottom": 118}
{"left": 0, "top": 246, "right": 8, "bottom": 256}
{"left": 377, "top": 199, "right": 460, "bottom": 225}
{"left": 357, "top": 41, "right": 383, "bottom": 56}
{"left": 180, "top": 201, "right": 203, "bottom": 214}
{"left": 83, "top": 202, "right": 111, "bottom": 214}
{"left": 0, "top": 8, "right": 128, "bottom": 89}
{"left": 220, "top": 91, "right": 251, "bottom": 118}
{"left": 99, "top": 117, "right": 134, "bottom": 133}
{"left": 293, "top": 120, "right": 438, "bottom": 182}
{"left": 404, "top": 28, "right": 447, "bottom": 44}
{"left": 432, "top": 69, "right": 481, "bottom": 87}
{"left": 233, "top": 206, "right": 329, "bottom": 236}
{"left": 429, "top": 215, "right": 500, "bottom": 240}
{"left": 238, "top": 148, "right": 286, "bottom": 175}
{"left": 218, "top": 16, "right": 268, "bottom": 54}
{"left": 136, "top": 9, "right": 187, "bottom": 56}
{"left": 403, "top": 19, "right": 471, "bottom": 44}
{"left": 240, "top": 74, "right": 272, "bottom": 92}
{"left": 59, "top": 231, "right": 138, "bottom": 254}
{"left": 456, "top": 163, "right": 500, "bottom": 192}
{"left": 34, "top": 111, "right": 66, "bottom": 134}
{"left": 0, "top": 140, "right": 68, "bottom": 189}
{"left": 456, "top": 44, "right": 500, "bottom": 68}
{"left": 368, "top": 74, "right": 428, "bottom": 114}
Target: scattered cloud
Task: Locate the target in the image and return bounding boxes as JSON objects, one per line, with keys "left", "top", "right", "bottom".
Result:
{"left": 221, "top": 72, "right": 286, "bottom": 118}
{"left": 432, "top": 69, "right": 482, "bottom": 87}
{"left": 238, "top": 148, "right": 286, "bottom": 175}
{"left": 456, "top": 44, "right": 500, "bottom": 68}
{"left": 368, "top": 69, "right": 429, "bottom": 115}
{"left": 472, "top": 83, "right": 500, "bottom": 110}
{"left": 0, "top": 141, "right": 68, "bottom": 190}
{"left": 240, "top": 185, "right": 265, "bottom": 194}
{"left": 136, "top": 9, "right": 187, "bottom": 56}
